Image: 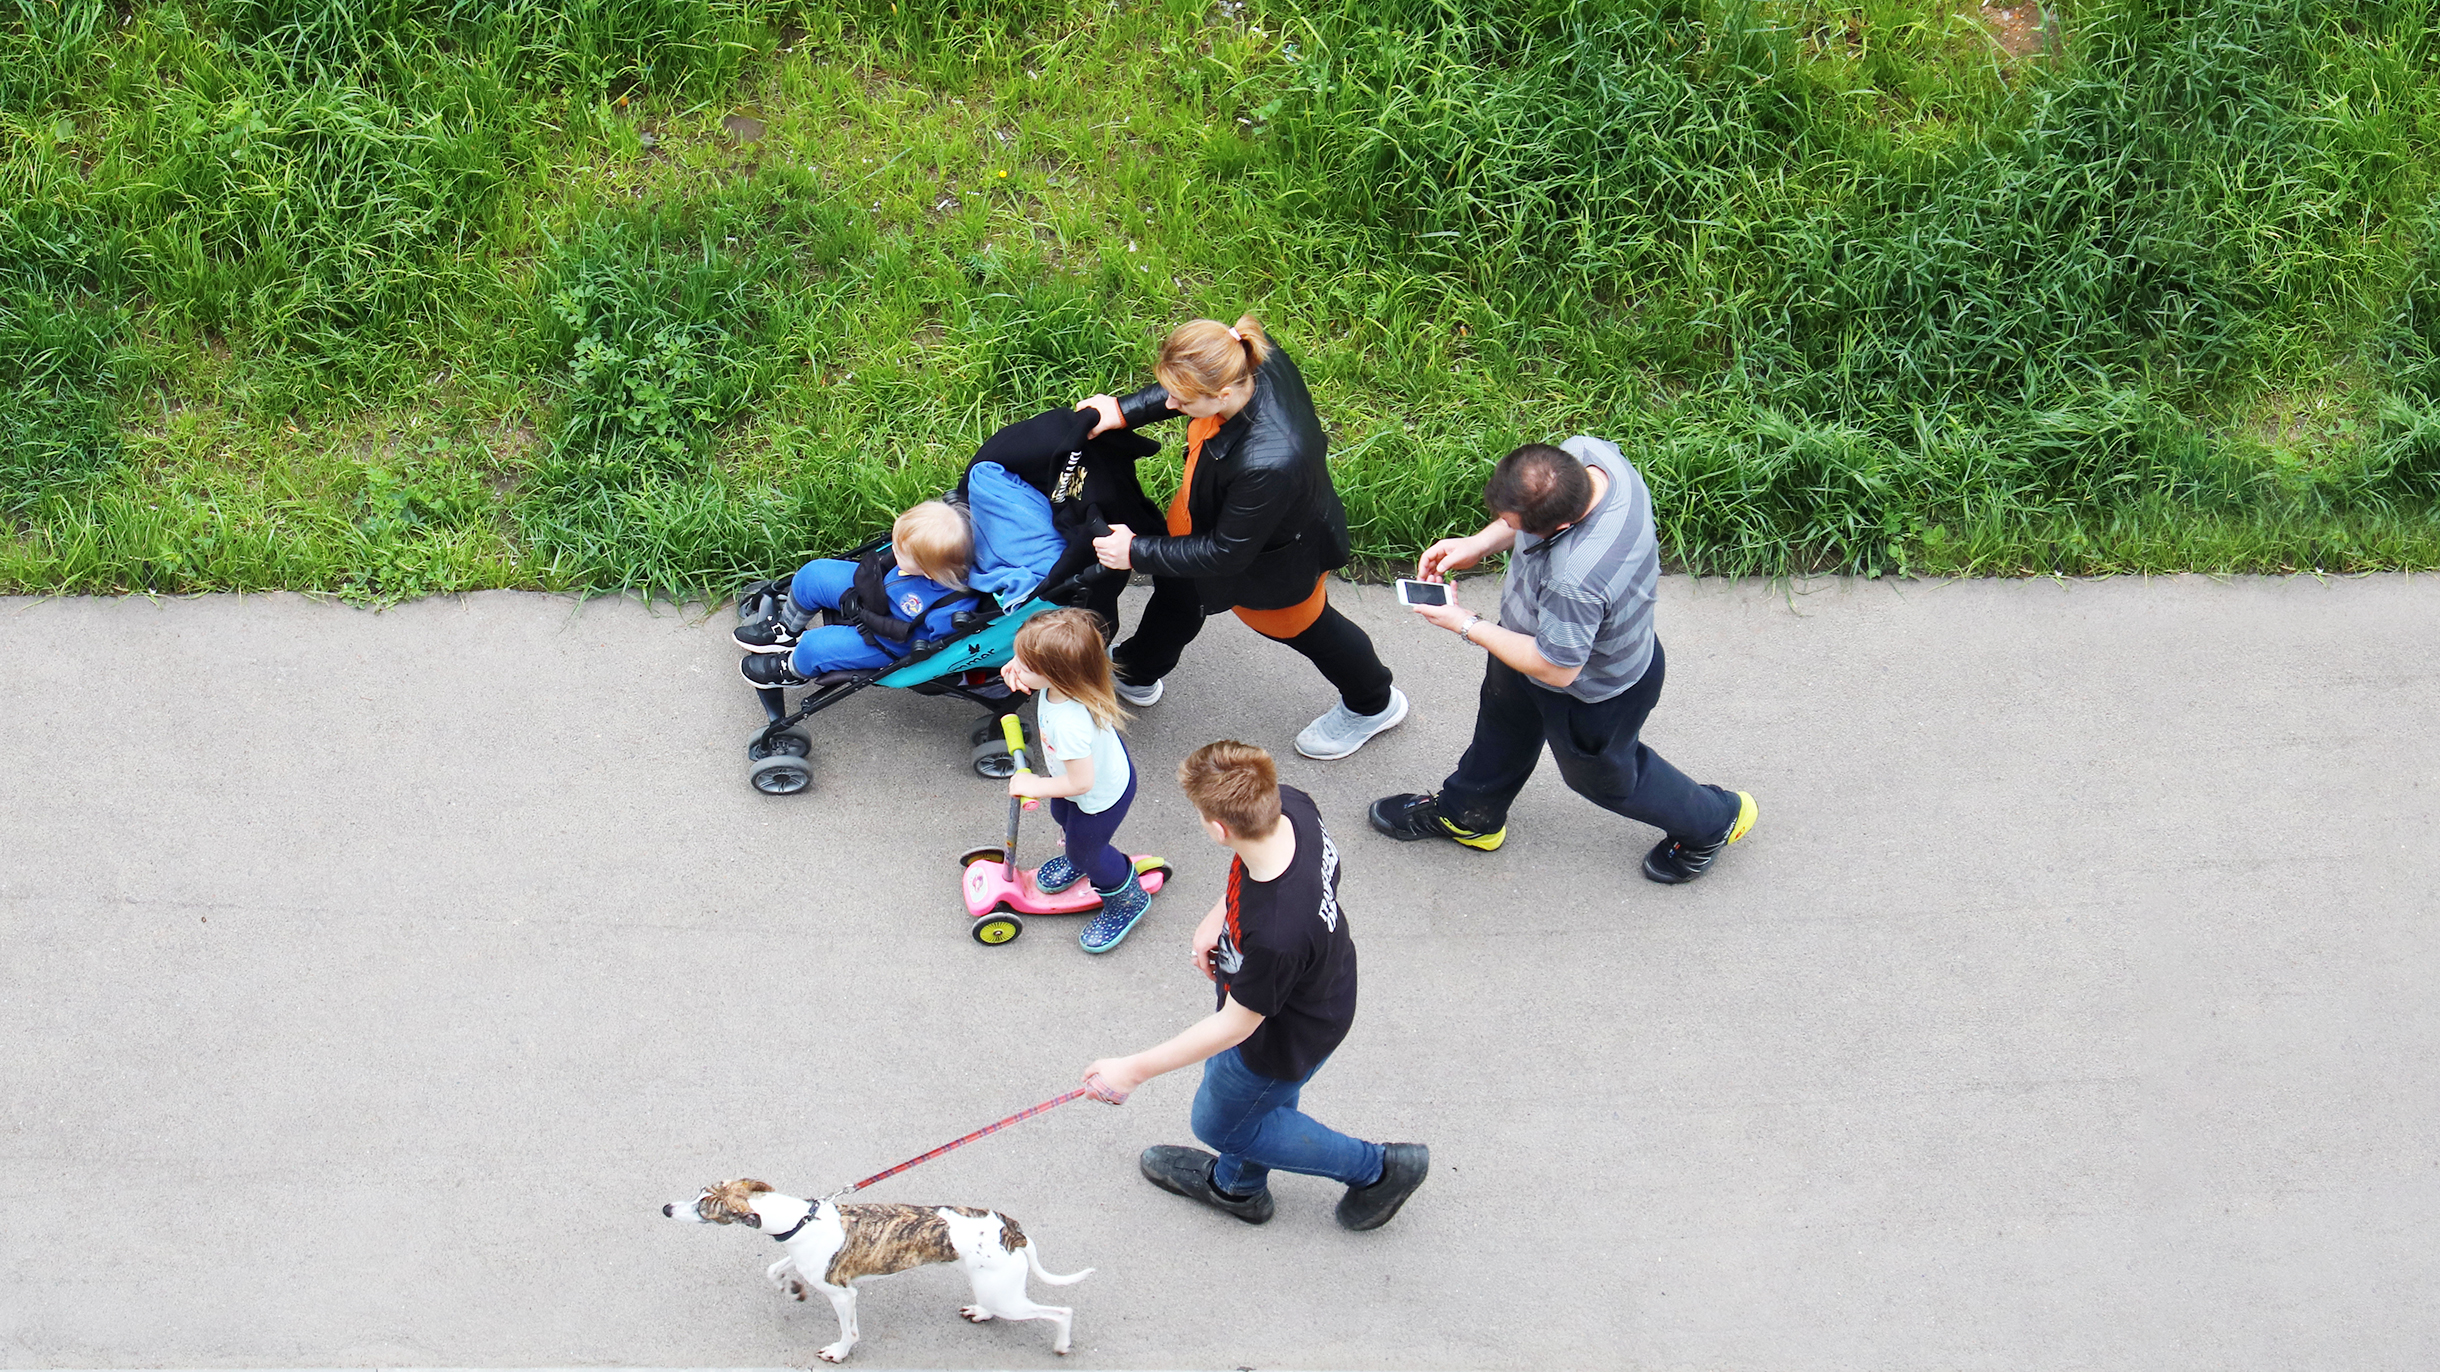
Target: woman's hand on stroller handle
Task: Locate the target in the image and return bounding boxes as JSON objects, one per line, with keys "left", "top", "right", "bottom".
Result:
{"left": 1076, "top": 395, "right": 1124, "bottom": 438}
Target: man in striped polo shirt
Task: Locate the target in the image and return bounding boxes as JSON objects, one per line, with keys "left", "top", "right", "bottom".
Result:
{"left": 1369, "top": 437, "right": 1757, "bottom": 883}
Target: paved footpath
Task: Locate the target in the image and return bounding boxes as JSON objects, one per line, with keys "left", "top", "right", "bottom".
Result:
{"left": 4, "top": 575, "right": 2437, "bottom": 1371}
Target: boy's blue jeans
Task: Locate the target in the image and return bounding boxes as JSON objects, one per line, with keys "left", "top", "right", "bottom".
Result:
{"left": 786, "top": 559, "right": 900, "bottom": 675}
{"left": 1193, "top": 1047, "right": 1384, "bottom": 1196}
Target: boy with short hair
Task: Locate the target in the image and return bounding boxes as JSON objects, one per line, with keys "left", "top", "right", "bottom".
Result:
{"left": 1082, "top": 741, "right": 1427, "bottom": 1229}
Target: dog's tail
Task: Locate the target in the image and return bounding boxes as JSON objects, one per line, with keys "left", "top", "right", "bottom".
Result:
{"left": 1024, "top": 1239, "right": 1094, "bottom": 1286}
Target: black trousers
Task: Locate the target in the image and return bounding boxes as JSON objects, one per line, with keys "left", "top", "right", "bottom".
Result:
{"left": 1437, "top": 640, "right": 1735, "bottom": 842}
{"left": 1096, "top": 575, "right": 1396, "bottom": 717}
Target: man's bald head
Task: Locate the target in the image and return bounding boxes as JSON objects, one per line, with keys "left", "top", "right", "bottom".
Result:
{"left": 1485, "top": 443, "right": 1594, "bottom": 535}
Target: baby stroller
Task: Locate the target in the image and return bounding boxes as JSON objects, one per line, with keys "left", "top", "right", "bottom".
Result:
{"left": 731, "top": 507, "right": 1118, "bottom": 797}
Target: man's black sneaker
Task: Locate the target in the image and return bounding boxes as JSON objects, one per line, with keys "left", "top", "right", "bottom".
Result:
{"left": 1336, "top": 1142, "right": 1429, "bottom": 1231}
{"left": 733, "top": 595, "right": 813, "bottom": 652}
{"left": 1138, "top": 1145, "right": 1274, "bottom": 1225}
{"left": 1367, "top": 793, "right": 1505, "bottom": 851}
{"left": 1641, "top": 790, "right": 1758, "bottom": 884}
{"left": 739, "top": 652, "right": 819, "bottom": 690}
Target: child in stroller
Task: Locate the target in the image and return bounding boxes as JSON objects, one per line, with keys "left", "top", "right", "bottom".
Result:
{"left": 735, "top": 499, "right": 979, "bottom": 687}
{"left": 727, "top": 457, "right": 1107, "bottom": 796}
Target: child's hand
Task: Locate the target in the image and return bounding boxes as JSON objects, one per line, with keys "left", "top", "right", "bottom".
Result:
{"left": 1083, "top": 1057, "right": 1145, "bottom": 1104}
{"left": 1192, "top": 903, "right": 1227, "bottom": 981}
{"left": 999, "top": 660, "right": 1034, "bottom": 694}
{"left": 1008, "top": 773, "right": 1045, "bottom": 799}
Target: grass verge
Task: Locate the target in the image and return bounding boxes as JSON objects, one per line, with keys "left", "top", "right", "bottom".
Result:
{"left": 4, "top": 0, "right": 2437, "bottom": 600}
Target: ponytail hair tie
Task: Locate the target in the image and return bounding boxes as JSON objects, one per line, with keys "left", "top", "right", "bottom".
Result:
{"left": 1228, "top": 327, "right": 1245, "bottom": 342}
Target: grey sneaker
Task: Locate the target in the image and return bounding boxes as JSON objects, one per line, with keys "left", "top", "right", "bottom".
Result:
{"left": 1295, "top": 687, "right": 1409, "bottom": 760}
{"left": 1114, "top": 675, "right": 1163, "bottom": 707}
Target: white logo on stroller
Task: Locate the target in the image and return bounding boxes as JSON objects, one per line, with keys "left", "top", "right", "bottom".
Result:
{"left": 899, "top": 590, "right": 925, "bottom": 618}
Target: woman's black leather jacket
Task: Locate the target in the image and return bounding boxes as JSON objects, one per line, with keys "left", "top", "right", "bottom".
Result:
{"left": 1114, "top": 344, "right": 1354, "bottom": 613}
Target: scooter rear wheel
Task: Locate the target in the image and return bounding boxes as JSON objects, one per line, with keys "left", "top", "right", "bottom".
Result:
{"left": 972, "top": 913, "right": 1024, "bottom": 946}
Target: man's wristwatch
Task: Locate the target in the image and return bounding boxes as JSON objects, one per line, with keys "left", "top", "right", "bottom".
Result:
{"left": 1458, "top": 614, "right": 1483, "bottom": 645}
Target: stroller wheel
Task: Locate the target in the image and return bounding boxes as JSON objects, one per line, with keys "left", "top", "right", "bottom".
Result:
{"left": 748, "top": 752, "right": 812, "bottom": 795}
{"left": 972, "top": 913, "right": 1024, "bottom": 946}
{"left": 748, "top": 730, "right": 811, "bottom": 761}
{"left": 736, "top": 578, "right": 787, "bottom": 626}
{"left": 971, "top": 738, "right": 1017, "bottom": 779}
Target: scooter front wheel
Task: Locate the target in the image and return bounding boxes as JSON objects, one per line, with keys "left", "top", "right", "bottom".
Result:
{"left": 972, "top": 913, "right": 1024, "bottom": 946}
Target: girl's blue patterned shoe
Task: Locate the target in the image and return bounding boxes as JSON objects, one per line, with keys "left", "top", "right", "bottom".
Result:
{"left": 1033, "top": 855, "right": 1083, "bottom": 894}
{"left": 1079, "top": 872, "right": 1151, "bottom": 953}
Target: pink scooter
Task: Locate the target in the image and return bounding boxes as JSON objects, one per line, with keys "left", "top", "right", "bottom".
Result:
{"left": 958, "top": 714, "right": 1170, "bottom": 946}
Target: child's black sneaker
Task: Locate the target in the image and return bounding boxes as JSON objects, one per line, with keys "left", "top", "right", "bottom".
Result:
{"left": 733, "top": 594, "right": 813, "bottom": 652}
{"left": 739, "top": 652, "right": 819, "bottom": 689}
{"left": 1641, "top": 791, "right": 1758, "bottom": 884}
{"left": 1138, "top": 1145, "right": 1273, "bottom": 1224}
{"left": 1366, "top": 792, "right": 1505, "bottom": 851}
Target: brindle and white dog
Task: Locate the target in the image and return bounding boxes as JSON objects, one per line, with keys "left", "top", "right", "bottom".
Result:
{"left": 664, "top": 1178, "right": 1093, "bottom": 1363}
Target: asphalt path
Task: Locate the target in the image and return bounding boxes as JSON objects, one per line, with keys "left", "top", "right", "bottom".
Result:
{"left": 3, "top": 574, "right": 2436, "bottom": 1370}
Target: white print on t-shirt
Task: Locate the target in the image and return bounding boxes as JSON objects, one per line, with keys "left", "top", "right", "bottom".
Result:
{"left": 1316, "top": 825, "right": 1341, "bottom": 932}
{"left": 1215, "top": 935, "right": 1244, "bottom": 976}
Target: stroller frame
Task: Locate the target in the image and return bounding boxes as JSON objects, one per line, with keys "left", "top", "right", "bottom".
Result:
{"left": 740, "top": 524, "right": 1115, "bottom": 795}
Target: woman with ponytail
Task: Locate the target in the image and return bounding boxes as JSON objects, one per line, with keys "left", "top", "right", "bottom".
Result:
{"left": 1077, "top": 316, "right": 1408, "bottom": 760}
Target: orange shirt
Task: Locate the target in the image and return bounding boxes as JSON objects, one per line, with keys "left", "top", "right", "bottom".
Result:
{"left": 1164, "top": 413, "right": 1327, "bottom": 639}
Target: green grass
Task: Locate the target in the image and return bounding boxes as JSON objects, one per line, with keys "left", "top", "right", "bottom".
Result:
{"left": 4, "top": 0, "right": 2438, "bottom": 600}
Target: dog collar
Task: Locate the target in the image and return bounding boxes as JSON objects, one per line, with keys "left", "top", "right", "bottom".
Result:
{"left": 768, "top": 1202, "right": 819, "bottom": 1242}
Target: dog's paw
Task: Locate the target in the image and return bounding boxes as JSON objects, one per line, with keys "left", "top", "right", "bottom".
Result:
{"left": 788, "top": 1279, "right": 808, "bottom": 1301}
{"left": 960, "top": 1305, "right": 994, "bottom": 1323}
{"left": 816, "top": 1343, "right": 852, "bottom": 1364}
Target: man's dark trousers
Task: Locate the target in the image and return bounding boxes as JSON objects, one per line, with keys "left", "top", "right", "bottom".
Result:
{"left": 1437, "top": 640, "right": 1736, "bottom": 843}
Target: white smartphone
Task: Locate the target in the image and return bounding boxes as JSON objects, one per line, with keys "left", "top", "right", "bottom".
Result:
{"left": 1395, "top": 578, "right": 1450, "bottom": 608}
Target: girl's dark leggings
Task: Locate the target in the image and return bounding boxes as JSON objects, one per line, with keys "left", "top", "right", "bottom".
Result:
{"left": 1049, "top": 744, "right": 1140, "bottom": 891}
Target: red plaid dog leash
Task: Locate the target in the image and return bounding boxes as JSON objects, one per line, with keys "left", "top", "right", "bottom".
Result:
{"left": 823, "top": 1086, "right": 1097, "bottom": 1201}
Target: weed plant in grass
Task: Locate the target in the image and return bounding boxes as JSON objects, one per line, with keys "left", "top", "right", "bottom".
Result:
{"left": 3, "top": 0, "right": 2438, "bottom": 601}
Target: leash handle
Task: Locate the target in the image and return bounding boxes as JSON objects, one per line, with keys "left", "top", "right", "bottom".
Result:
{"left": 826, "top": 1087, "right": 1094, "bottom": 1202}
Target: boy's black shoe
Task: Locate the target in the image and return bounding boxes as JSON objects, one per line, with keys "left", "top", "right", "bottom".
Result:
{"left": 733, "top": 595, "right": 814, "bottom": 652}
{"left": 1336, "top": 1142, "right": 1429, "bottom": 1231}
{"left": 1641, "top": 791, "right": 1758, "bottom": 884}
{"left": 1138, "top": 1145, "right": 1274, "bottom": 1225}
{"left": 739, "top": 652, "right": 818, "bottom": 689}
{"left": 1367, "top": 793, "right": 1506, "bottom": 851}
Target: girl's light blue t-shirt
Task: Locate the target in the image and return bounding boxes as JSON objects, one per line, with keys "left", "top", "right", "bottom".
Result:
{"left": 1038, "top": 695, "right": 1130, "bottom": 813}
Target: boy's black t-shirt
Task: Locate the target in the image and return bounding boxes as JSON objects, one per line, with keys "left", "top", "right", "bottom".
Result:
{"left": 1213, "top": 786, "right": 1358, "bottom": 1081}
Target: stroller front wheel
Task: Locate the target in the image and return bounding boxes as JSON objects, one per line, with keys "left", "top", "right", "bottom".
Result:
{"left": 748, "top": 752, "right": 813, "bottom": 795}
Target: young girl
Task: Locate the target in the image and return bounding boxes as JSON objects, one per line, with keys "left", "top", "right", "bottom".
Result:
{"left": 1001, "top": 607, "right": 1152, "bottom": 953}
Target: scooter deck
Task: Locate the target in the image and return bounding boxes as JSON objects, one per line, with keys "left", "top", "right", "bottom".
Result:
{"left": 962, "top": 854, "right": 1170, "bottom": 918}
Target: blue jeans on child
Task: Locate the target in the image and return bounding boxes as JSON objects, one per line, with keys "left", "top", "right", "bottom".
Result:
{"left": 786, "top": 559, "right": 899, "bottom": 676}
{"left": 1047, "top": 740, "right": 1138, "bottom": 891}
{"left": 1193, "top": 1047, "right": 1385, "bottom": 1196}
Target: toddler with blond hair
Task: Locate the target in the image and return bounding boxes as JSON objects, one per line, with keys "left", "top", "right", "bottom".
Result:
{"left": 738, "top": 500, "right": 980, "bottom": 687}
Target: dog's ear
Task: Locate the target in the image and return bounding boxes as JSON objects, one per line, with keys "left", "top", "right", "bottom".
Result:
{"left": 740, "top": 1179, "right": 773, "bottom": 1194}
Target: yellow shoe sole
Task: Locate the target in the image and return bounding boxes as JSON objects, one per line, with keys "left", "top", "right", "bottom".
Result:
{"left": 1445, "top": 822, "right": 1507, "bottom": 852}
{"left": 1724, "top": 791, "right": 1758, "bottom": 846}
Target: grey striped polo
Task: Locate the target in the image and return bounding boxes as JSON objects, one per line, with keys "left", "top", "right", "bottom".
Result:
{"left": 1495, "top": 435, "right": 1659, "bottom": 702}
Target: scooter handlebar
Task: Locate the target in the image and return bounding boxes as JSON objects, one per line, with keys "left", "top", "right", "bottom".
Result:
{"left": 1001, "top": 714, "right": 1039, "bottom": 809}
